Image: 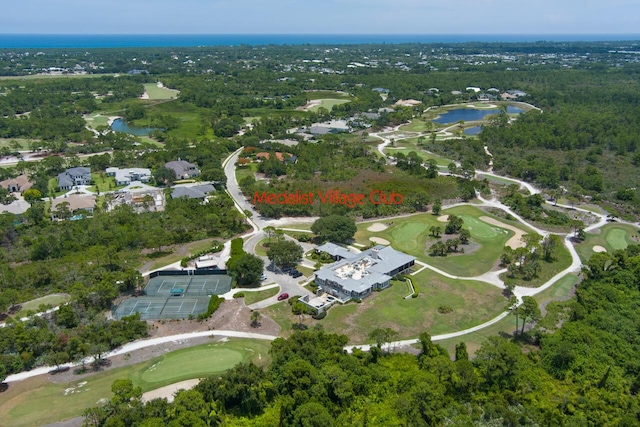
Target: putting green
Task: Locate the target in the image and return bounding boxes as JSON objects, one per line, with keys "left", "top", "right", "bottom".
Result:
{"left": 606, "top": 229, "right": 629, "bottom": 250}
{"left": 458, "top": 215, "right": 500, "bottom": 239}
{"left": 390, "top": 222, "right": 428, "bottom": 251}
{"left": 141, "top": 347, "right": 243, "bottom": 383}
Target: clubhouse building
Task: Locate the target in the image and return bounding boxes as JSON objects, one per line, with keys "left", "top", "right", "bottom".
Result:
{"left": 307, "top": 244, "right": 414, "bottom": 310}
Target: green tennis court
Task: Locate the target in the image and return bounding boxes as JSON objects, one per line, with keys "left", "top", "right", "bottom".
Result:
{"left": 113, "top": 296, "right": 210, "bottom": 320}
{"left": 145, "top": 274, "right": 232, "bottom": 296}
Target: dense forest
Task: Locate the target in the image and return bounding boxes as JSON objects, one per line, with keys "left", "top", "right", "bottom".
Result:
{"left": 88, "top": 245, "right": 640, "bottom": 426}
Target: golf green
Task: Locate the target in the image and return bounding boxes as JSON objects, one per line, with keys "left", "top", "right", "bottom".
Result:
{"left": 390, "top": 222, "right": 428, "bottom": 251}
{"left": 141, "top": 347, "right": 243, "bottom": 383}
{"left": 458, "top": 215, "right": 500, "bottom": 239}
{"left": 606, "top": 229, "right": 629, "bottom": 250}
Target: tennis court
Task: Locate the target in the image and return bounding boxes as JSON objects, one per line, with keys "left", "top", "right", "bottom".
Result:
{"left": 113, "top": 296, "right": 210, "bottom": 320}
{"left": 145, "top": 274, "right": 232, "bottom": 296}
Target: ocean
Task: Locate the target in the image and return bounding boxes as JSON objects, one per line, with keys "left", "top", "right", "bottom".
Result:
{"left": 1, "top": 34, "right": 639, "bottom": 49}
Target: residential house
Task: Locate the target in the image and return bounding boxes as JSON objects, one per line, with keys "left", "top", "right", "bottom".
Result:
{"left": 165, "top": 160, "right": 200, "bottom": 180}
{"left": 51, "top": 194, "right": 96, "bottom": 220}
{"left": 57, "top": 167, "right": 91, "bottom": 190}
{"left": 171, "top": 184, "right": 216, "bottom": 200}
{"left": 308, "top": 119, "right": 351, "bottom": 135}
{"left": 106, "top": 167, "right": 152, "bottom": 186}
{"left": 107, "top": 188, "right": 165, "bottom": 213}
{"left": 0, "top": 174, "right": 32, "bottom": 193}
{"left": 313, "top": 245, "right": 415, "bottom": 302}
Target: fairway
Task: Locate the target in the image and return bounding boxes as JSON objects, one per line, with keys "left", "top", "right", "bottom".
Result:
{"left": 141, "top": 347, "right": 243, "bottom": 383}
{"left": 15, "top": 294, "right": 70, "bottom": 318}
{"left": 390, "top": 222, "right": 429, "bottom": 251}
{"left": 308, "top": 99, "right": 350, "bottom": 112}
{"left": 143, "top": 83, "right": 179, "bottom": 100}
{"left": 575, "top": 224, "right": 639, "bottom": 262}
{"left": 0, "top": 339, "right": 270, "bottom": 427}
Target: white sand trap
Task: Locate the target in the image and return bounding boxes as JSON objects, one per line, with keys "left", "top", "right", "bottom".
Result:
{"left": 367, "top": 222, "right": 388, "bottom": 232}
{"left": 141, "top": 378, "right": 201, "bottom": 403}
{"left": 479, "top": 216, "right": 527, "bottom": 249}
{"left": 437, "top": 215, "right": 449, "bottom": 222}
{"left": 593, "top": 245, "right": 607, "bottom": 253}
{"left": 370, "top": 237, "right": 390, "bottom": 245}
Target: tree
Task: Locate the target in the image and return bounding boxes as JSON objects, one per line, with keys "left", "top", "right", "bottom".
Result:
{"left": 311, "top": 215, "right": 356, "bottom": 244}
{"left": 153, "top": 166, "right": 177, "bottom": 186}
{"left": 518, "top": 296, "right": 542, "bottom": 334}
{"left": 455, "top": 342, "right": 469, "bottom": 361}
{"left": 267, "top": 240, "right": 303, "bottom": 269}
{"left": 264, "top": 226, "right": 276, "bottom": 244}
{"left": 23, "top": 188, "right": 42, "bottom": 204}
{"left": 541, "top": 234, "right": 562, "bottom": 262}
{"left": 250, "top": 310, "right": 261, "bottom": 328}
{"left": 444, "top": 214, "right": 464, "bottom": 234}
{"left": 432, "top": 199, "right": 442, "bottom": 215}
{"left": 429, "top": 225, "right": 441, "bottom": 237}
{"left": 459, "top": 228, "right": 471, "bottom": 245}
{"left": 0, "top": 363, "right": 6, "bottom": 384}
{"left": 368, "top": 327, "right": 398, "bottom": 352}
{"left": 230, "top": 253, "right": 264, "bottom": 287}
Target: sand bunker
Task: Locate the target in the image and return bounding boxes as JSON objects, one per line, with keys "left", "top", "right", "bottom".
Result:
{"left": 437, "top": 215, "right": 449, "bottom": 222}
{"left": 479, "top": 216, "right": 526, "bottom": 249}
{"left": 370, "top": 237, "right": 390, "bottom": 245}
{"left": 592, "top": 245, "right": 607, "bottom": 253}
{"left": 367, "top": 222, "right": 388, "bottom": 232}
{"left": 142, "top": 378, "right": 201, "bottom": 403}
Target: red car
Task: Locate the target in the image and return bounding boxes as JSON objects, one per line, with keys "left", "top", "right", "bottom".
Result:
{"left": 277, "top": 293, "right": 289, "bottom": 301}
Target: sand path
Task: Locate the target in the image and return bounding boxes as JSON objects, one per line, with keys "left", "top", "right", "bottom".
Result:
{"left": 142, "top": 378, "right": 201, "bottom": 403}
{"left": 479, "top": 216, "right": 526, "bottom": 249}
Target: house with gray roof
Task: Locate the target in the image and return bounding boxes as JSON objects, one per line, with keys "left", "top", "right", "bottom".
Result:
{"left": 106, "top": 167, "right": 151, "bottom": 186}
{"left": 165, "top": 160, "right": 200, "bottom": 180}
{"left": 171, "top": 184, "right": 215, "bottom": 200}
{"left": 316, "top": 242, "right": 354, "bottom": 261}
{"left": 57, "top": 167, "right": 91, "bottom": 190}
{"left": 314, "top": 245, "right": 414, "bottom": 302}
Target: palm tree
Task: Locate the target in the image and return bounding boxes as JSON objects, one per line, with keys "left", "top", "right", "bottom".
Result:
{"left": 429, "top": 225, "right": 441, "bottom": 237}
{"left": 250, "top": 310, "right": 261, "bottom": 328}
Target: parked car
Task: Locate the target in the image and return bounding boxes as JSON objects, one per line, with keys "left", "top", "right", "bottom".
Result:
{"left": 277, "top": 293, "right": 289, "bottom": 301}
{"left": 260, "top": 274, "right": 267, "bottom": 281}
{"left": 289, "top": 270, "right": 303, "bottom": 278}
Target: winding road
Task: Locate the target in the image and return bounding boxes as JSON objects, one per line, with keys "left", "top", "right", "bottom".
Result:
{"left": 5, "top": 114, "right": 638, "bottom": 383}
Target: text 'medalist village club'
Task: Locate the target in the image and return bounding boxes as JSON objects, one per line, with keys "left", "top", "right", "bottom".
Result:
{"left": 253, "top": 190, "right": 403, "bottom": 208}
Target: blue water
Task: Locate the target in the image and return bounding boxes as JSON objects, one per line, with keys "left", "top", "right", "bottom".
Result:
{"left": 1, "top": 34, "right": 639, "bottom": 48}
{"left": 111, "top": 118, "right": 158, "bottom": 136}
{"left": 464, "top": 126, "right": 482, "bottom": 135}
{"left": 432, "top": 106, "right": 524, "bottom": 125}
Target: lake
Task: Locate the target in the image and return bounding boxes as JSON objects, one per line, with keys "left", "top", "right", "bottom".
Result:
{"left": 432, "top": 106, "right": 524, "bottom": 124}
{"left": 464, "top": 126, "right": 482, "bottom": 135}
{"left": 111, "top": 118, "right": 158, "bottom": 136}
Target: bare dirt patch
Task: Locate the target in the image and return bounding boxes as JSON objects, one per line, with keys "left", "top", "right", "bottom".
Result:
{"left": 370, "top": 237, "right": 390, "bottom": 245}
{"left": 296, "top": 99, "right": 322, "bottom": 111}
{"left": 367, "top": 222, "right": 388, "bottom": 232}
{"left": 479, "top": 216, "right": 526, "bottom": 249}
{"left": 437, "top": 215, "right": 449, "bottom": 223}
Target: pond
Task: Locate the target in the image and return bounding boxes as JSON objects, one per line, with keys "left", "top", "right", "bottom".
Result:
{"left": 464, "top": 126, "right": 482, "bottom": 135}
{"left": 432, "top": 106, "right": 524, "bottom": 124}
{"left": 111, "top": 118, "right": 159, "bottom": 136}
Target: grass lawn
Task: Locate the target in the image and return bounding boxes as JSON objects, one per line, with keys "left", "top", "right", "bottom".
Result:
{"left": 243, "top": 287, "right": 280, "bottom": 305}
{"left": 263, "top": 269, "right": 506, "bottom": 344}
{"left": 477, "top": 173, "right": 521, "bottom": 186}
{"left": 501, "top": 242, "right": 573, "bottom": 289}
{"left": 279, "top": 222, "right": 313, "bottom": 231}
{"left": 0, "top": 138, "right": 39, "bottom": 150}
{"left": 149, "top": 238, "right": 220, "bottom": 270}
{"left": 0, "top": 339, "right": 271, "bottom": 427}
{"left": 84, "top": 114, "right": 110, "bottom": 129}
{"left": 143, "top": 83, "right": 179, "bottom": 100}
{"left": 47, "top": 177, "right": 69, "bottom": 198}
{"left": 296, "top": 265, "right": 315, "bottom": 277}
{"left": 87, "top": 173, "right": 126, "bottom": 193}
{"left": 136, "top": 136, "right": 164, "bottom": 147}
{"left": 261, "top": 301, "right": 294, "bottom": 335}
{"left": 435, "top": 313, "right": 515, "bottom": 357}
{"left": 235, "top": 163, "right": 258, "bottom": 184}
{"left": 255, "top": 238, "right": 270, "bottom": 257}
{"left": 385, "top": 140, "right": 454, "bottom": 166}
{"left": 308, "top": 99, "right": 350, "bottom": 113}
{"left": 355, "top": 206, "right": 531, "bottom": 277}
{"left": 305, "top": 91, "right": 351, "bottom": 100}
{"left": 575, "top": 224, "right": 640, "bottom": 262}
{"left": 15, "top": 294, "right": 70, "bottom": 318}
{"left": 533, "top": 274, "right": 579, "bottom": 304}
{"left": 398, "top": 119, "right": 434, "bottom": 133}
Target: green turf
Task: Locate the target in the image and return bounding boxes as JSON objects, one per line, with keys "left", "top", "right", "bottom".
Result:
{"left": 140, "top": 347, "right": 242, "bottom": 383}
{"left": 0, "top": 138, "right": 39, "bottom": 150}
{"left": 243, "top": 287, "right": 280, "bottom": 305}
{"left": 0, "top": 339, "right": 271, "bottom": 427}
{"left": 435, "top": 312, "right": 514, "bottom": 357}
{"left": 533, "top": 274, "right": 579, "bottom": 304}
{"left": 398, "top": 119, "right": 434, "bottom": 133}
{"left": 143, "top": 83, "right": 179, "bottom": 100}
{"left": 15, "top": 294, "right": 70, "bottom": 318}
{"left": 457, "top": 215, "right": 500, "bottom": 239}
{"left": 87, "top": 173, "right": 126, "bottom": 193}
{"left": 304, "top": 91, "right": 351, "bottom": 100}
{"left": 575, "top": 224, "right": 639, "bottom": 262}
{"left": 85, "top": 114, "right": 110, "bottom": 129}
{"left": 501, "top": 243, "right": 573, "bottom": 289}
{"left": 308, "top": 99, "right": 350, "bottom": 113}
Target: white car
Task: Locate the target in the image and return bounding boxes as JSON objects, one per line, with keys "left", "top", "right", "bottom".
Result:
{"left": 260, "top": 274, "right": 267, "bottom": 281}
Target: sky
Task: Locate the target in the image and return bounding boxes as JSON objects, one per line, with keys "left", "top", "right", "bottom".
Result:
{"left": 2, "top": 0, "right": 640, "bottom": 35}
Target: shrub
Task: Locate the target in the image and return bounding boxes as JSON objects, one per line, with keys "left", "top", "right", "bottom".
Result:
{"left": 438, "top": 305, "right": 453, "bottom": 314}
{"left": 233, "top": 292, "right": 245, "bottom": 299}
{"left": 312, "top": 310, "right": 326, "bottom": 320}
{"left": 198, "top": 295, "right": 223, "bottom": 320}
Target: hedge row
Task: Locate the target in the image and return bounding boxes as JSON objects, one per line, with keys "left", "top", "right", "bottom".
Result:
{"left": 198, "top": 295, "right": 223, "bottom": 320}
{"left": 180, "top": 241, "right": 223, "bottom": 267}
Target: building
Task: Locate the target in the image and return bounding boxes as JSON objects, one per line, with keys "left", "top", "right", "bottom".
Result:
{"left": 165, "top": 160, "right": 200, "bottom": 180}
{"left": 57, "top": 167, "right": 91, "bottom": 190}
{"left": 0, "top": 174, "right": 32, "bottom": 193}
{"left": 314, "top": 245, "right": 415, "bottom": 302}
{"left": 308, "top": 119, "right": 351, "bottom": 135}
{"left": 50, "top": 194, "right": 96, "bottom": 220}
{"left": 315, "top": 242, "right": 354, "bottom": 261}
{"left": 105, "top": 167, "right": 152, "bottom": 186}
{"left": 107, "top": 187, "right": 165, "bottom": 213}
{"left": 171, "top": 184, "right": 215, "bottom": 200}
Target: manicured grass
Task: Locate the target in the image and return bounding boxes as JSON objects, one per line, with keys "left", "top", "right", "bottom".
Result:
{"left": 136, "top": 136, "right": 164, "bottom": 147}
{"left": 279, "top": 222, "right": 313, "bottom": 231}
{"left": 261, "top": 301, "right": 294, "bottom": 335}
{"left": 149, "top": 238, "right": 220, "bottom": 270}
{"left": 398, "top": 119, "right": 433, "bottom": 133}
{"left": 533, "top": 274, "right": 579, "bottom": 304}
{"left": 296, "top": 265, "right": 315, "bottom": 277}
{"left": 143, "top": 83, "right": 179, "bottom": 100}
{"left": 254, "top": 238, "right": 270, "bottom": 257}
{"left": 575, "top": 224, "right": 640, "bottom": 262}
{"left": 243, "top": 287, "right": 280, "bottom": 305}
{"left": 47, "top": 177, "right": 69, "bottom": 197}
{"left": 0, "top": 138, "right": 38, "bottom": 150}
{"left": 385, "top": 140, "right": 454, "bottom": 166}
{"left": 305, "top": 91, "right": 351, "bottom": 100}
{"left": 235, "top": 163, "right": 258, "bottom": 183}
{"left": 15, "top": 294, "right": 70, "bottom": 318}
{"left": 87, "top": 173, "right": 125, "bottom": 193}
{"left": 477, "top": 174, "right": 520, "bottom": 186}
{"left": 0, "top": 339, "right": 271, "bottom": 427}
{"left": 308, "top": 99, "right": 350, "bottom": 113}
{"left": 294, "top": 268, "right": 506, "bottom": 344}
{"left": 501, "top": 243, "right": 573, "bottom": 289}
{"left": 84, "top": 114, "right": 110, "bottom": 129}
{"left": 355, "top": 207, "right": 531, "bottom": 277}
{"left": 435, "top": 312, "right": 514, "bottom": 357}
